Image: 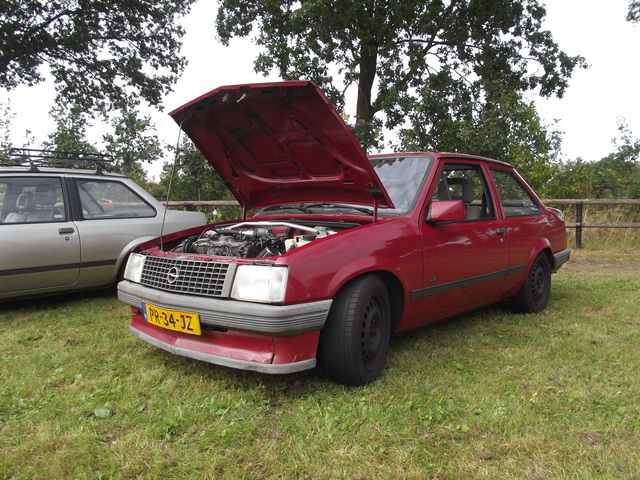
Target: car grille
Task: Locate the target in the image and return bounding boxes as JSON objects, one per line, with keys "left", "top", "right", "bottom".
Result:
{"left": 139, "top": 256, "right": 237, "bottom": 298}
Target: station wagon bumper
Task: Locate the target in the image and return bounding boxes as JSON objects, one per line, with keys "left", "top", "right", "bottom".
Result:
{"left": 118, "top": 280, "right": 331, "bottom": 374}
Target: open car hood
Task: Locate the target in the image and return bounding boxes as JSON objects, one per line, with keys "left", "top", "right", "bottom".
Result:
{"left": 169, "top": 81, "right": 393, "bottom": 210}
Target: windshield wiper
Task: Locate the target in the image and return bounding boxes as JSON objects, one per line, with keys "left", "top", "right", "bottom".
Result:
{"left": 305, "top": 203, "right": 373, "bottom": 215}
{"left": 262, "top": 204, "right": 313, "bottom": 213}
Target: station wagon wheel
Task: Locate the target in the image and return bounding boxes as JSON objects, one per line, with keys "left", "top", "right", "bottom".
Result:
{"left": 319, "top": 274, "right": 391, "bottom": 386}
{"left": 511, "top": 252, "right": 551, "bottom": 313}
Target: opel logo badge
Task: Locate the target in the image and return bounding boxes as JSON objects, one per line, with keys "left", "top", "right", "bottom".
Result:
{"left": 167, "top": 266, "right": 180, "bottom": 284}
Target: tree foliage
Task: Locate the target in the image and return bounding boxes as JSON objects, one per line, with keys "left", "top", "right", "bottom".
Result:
{"left": 216, "top": 0, "right": 585, "bottom": 155}
{"left": 1, "top": 0, "right": 196, "bottom": 112}
{"left": 628, "top": 0, "right": 640, "bottom": 23}
{"left": 102, "top": 97, "right": 163, "bottom": 184}
{"left": 0, "top": 102, "right": 16, "bottom": 156}
{"left": 0, "top": 100, "right": 36, "bottom": 154}
{"left": 161, "top": 137, "right": 225, "bottom": 201}
{"left": 546, "top": 122, "right": 640, "bottom": 199}
{"left": 400, "top": 89, "right": 562, "bottom": 191}
{"left": 159, "top": 137, "right": 241, "bottom": 220}
{"left": 43, "top": 103, "right": 97, "bottom": 153}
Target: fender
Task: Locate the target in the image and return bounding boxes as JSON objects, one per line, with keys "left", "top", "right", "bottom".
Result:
{"left": 113, "top": 235, "right": 159, "bottom": 279}
{"left": 323, "top": 254, "right": 409, "bottom": 301}
{"left": 279, "top": 218, "right": 421, "bottom": 303}
{"left": 507, "top": 237, "right": 552, "bottom": 296}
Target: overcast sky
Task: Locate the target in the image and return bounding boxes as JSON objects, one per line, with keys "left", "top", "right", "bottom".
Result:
{"left": 2, "top": 0, "right": 639, "bottom": 178}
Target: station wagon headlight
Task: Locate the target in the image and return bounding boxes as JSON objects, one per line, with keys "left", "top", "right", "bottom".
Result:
{"left": 123, "top": 253, "right": 146, "bottom": 283}
{"left": 231, "top": 265, "right": 288, "bottom": 303}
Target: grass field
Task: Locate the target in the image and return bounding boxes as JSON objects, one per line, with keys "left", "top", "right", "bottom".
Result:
{"left": 1, "top": 249, "right": 638, "bottom": 479}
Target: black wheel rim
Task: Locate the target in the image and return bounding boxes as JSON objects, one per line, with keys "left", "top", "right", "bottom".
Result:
{"left": 530, "top": 261, "right": 548, "bottom": 304}
{"left": 360, "top": 294, "right": 383, "bottom": 369}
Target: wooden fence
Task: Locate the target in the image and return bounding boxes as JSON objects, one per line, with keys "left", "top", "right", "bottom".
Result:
{"left": 167, "top": 199, "right": 640, "bottom": 249}
{"left": 542, "top": 199, "right": 640, "bottom": 248}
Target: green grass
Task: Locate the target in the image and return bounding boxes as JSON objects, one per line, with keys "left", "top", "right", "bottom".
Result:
{"left": 1, "top": 249, "right": 639, "bottom": 479}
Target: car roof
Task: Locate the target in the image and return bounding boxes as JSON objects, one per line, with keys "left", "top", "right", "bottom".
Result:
{"left": 0, "top": 166, "right": 128, "bottom": 178}
{"left": 368, "top": 151, "right": 512, "bottom": 168}
{"left": 0, "top": 148, "right": 124, "bottom": 178}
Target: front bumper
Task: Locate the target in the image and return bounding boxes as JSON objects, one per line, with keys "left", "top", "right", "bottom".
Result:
{"left": 118, "top": 280, "right": 332, "bottom": 374}
{"left": 118, "top": 280, "right": 332, "bottom": 335}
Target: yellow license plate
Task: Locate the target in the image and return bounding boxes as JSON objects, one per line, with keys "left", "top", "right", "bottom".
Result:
{"left": 143, "top": 303, "right": 202, "bottom": 335}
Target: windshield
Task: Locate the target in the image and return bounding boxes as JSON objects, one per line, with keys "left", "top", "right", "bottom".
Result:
{"left": 256, "top": 154, "right": 433, "bottom": 216}
{"left": 370, "top": 154, "right": 433, "bottom": 214}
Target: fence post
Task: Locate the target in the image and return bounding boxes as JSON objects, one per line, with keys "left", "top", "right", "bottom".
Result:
{"left": 575, "top": 203, "right": 583, "bottom": 249}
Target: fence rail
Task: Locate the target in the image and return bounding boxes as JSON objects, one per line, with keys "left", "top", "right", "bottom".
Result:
{"left": 167, "top": 199, "right": 640, "bottom": 249}
{"left": 543, "top": 199, "right": 640, "bottom": 248}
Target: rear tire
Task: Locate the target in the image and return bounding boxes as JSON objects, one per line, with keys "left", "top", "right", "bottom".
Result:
{"left": 319, "top": 274, "right": 391, "bottom": 386}
{"left": 510, "top": 252, "right": 551, "bottom": 313}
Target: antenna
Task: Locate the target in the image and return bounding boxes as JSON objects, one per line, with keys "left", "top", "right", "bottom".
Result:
{"left": 160, "top": 122, "right": 184, "bottom": 250}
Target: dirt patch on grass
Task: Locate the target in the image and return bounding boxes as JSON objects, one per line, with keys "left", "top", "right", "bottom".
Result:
{"left": 563, "top": 249, "right": 640, "bottom": 272}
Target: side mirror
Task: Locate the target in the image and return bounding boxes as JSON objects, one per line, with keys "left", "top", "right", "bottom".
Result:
{"left": 427, "top": 200, "right": 466, "bottom": 223}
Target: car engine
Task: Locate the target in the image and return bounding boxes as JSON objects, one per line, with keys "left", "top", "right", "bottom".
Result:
{"left": 173, "top": 221, "right": 337, "bottom": 258}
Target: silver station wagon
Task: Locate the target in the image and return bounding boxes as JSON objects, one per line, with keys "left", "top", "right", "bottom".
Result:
{"left": 0, "top": 149, "right": 207, "bottom": 301}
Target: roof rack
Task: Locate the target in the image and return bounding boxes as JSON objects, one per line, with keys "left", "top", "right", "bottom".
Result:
{"left": 1, "top": 148, "right": 115, "bottom": 174}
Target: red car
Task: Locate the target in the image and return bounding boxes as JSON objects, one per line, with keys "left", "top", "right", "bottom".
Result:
{"left": 118, "top": 81, "right": 570, "bottom": 386}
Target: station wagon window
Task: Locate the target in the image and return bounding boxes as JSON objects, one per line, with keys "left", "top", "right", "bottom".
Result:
{"left": 76, "top": 179, "right": 156, "bottom": 219}
{"left": 490, "top": 168, "right": 541, "bottom": 217}
{"left": 0, "top": 183, "right": 6, "bottom": 218}
{"left": 431, "top": 163, "right": 495, "bottom": 221}
{"left": 0, "top": 177, "right": 66, "bottom": 224}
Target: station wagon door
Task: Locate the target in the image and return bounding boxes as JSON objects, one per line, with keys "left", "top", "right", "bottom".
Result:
{"left": 0, "top": 177, "right": 80, "bottom": 297}
{"left": 71, "top": 178, "right": 162, "bottom": 287}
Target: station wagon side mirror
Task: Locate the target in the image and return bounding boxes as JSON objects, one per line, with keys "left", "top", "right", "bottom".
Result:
{"left": 427, "top": 200, "right": 466, "bottom": 224}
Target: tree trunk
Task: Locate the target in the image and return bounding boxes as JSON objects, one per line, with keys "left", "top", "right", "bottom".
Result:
{"left": 356, "top": 44, "right": 378, "bottom": 125}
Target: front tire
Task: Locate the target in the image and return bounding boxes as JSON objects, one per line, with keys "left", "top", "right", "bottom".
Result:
{"left": 511, "top": 252, "right": 551, "bottom": 313}
{"left": 319, "top": 275, "right": 391, "bottom": 386}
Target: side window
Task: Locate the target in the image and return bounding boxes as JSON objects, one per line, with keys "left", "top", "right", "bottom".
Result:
{"left": 1, "top": 177, "right": 66, "bottom": 224}
{"left": 0, "top": 182, "right": 7, "bottom": 220}
{"left": 431, "top": 163, "right": 496, "bottom": 221}
{"left": 76, "top": 179, "right": 156, "bottom": 219}
{"left": 490, "top": 168, "right": 541, "bottom": 217}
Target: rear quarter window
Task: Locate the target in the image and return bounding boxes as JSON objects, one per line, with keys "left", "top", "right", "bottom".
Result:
{"left": 490, "top": 168, "right": 541, "bottom": 217}
{"left": 76, "top": 179, "right": 156, "bottom": 219}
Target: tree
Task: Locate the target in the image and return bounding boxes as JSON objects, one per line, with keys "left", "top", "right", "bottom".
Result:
{"left": 159, "top": 137, "right": 242, "bottom": 220}
{"left": 0, "top": 100, "right": 36, "bottom": 155}
{"left": 216, "top": 0, "right": 585, "bottom": 152}
{"left": 161, "top": 137, "right": 224, "bottom": 201}
{"left": 400, "top": 89, "right": 562, "bottom": 191}
{"left": 1, "top": 0, "right": 196, "bottom": 112}
{"left": 546, "top": 122, "right": 640, "bottom": 199}
{"left": 0, "top": 102, "right": 16, "bottom": 156}
{"left": 43, "top": 103, "right": 97, "bottom": 153}
{"left": 102, "top": 97, "right": 163, "bottom": 184}
{"left": 628, "top": 0, "right": 640, "bottom": 23}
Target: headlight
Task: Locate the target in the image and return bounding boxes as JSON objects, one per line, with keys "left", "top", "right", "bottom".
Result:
{"left": 231, "top": 265, "right": 288, "bottom": 303}
{"left": 123, "top": 253, "right": 146, "bottom": 283}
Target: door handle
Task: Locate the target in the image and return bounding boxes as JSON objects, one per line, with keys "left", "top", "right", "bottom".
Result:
{"left": 59, "top": 227, "right": 75, "bottom": 235}
{"left": 496, "top": 227, "right": 507, "bottom": 235}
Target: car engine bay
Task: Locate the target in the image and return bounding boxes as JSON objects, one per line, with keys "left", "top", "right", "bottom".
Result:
{"left": 172, "top": 221, "right": 341, "bottom": 258}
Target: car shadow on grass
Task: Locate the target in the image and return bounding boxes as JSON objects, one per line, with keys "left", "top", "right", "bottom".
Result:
{"left": 1, "top": 287, "right": 118, "bottom": 313}
{"left": 140, "top": 300, "right": 536, "bottom": 392}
